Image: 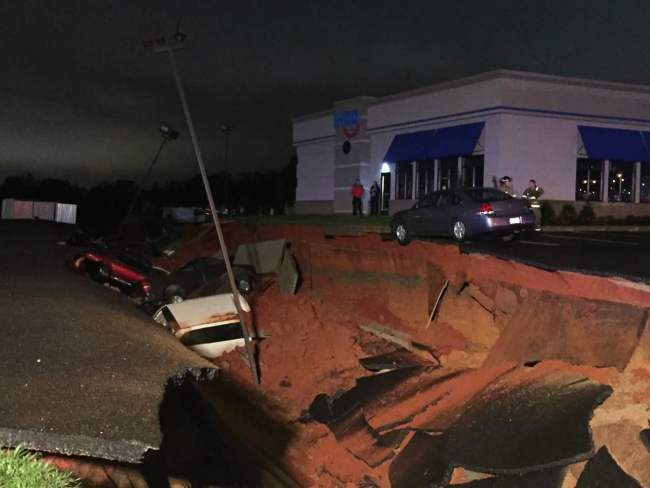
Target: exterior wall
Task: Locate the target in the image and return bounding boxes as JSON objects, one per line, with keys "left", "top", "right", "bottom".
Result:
{"left": 490, "top": 114, "right": 578, "bottom": 200}
{"left": 501, "top": 76, "right": 650, "bottom": 122}
{"left": 368, "top": 77, "right": 503, "bottom": 131}
{"left": 295, "top": 141, "right": 335, "bottom": 202}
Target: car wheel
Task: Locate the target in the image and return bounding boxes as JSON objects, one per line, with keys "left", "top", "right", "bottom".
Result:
{"left": 164, "top": 285, "right": 186, "bottom": 304}
{"left": 92, "top": 263, "right": 110, "bottom": 283}
{"left": 394, "top": 222, "right": 411, "bottom": 245}
{"left": 451, "top": 220, "right": 468, "bottom": 242}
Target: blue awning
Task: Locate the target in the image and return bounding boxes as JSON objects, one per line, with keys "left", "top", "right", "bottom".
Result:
{"left": 383, "top": 122, "right": 484, "bottom": 162}
{"left": 578, "top": 125, "right": 650, "bottom": 162}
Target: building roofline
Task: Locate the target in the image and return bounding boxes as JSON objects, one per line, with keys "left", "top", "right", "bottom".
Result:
{"left": 372, "top": 69, "right": 650, "bottom": 106}
{"left": 293, "top": 70, "right": 650, "bottom": 123}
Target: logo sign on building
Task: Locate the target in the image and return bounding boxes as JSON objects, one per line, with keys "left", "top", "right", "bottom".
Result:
{"left": 334, "top": 109, "right": 361, "bottom": 139}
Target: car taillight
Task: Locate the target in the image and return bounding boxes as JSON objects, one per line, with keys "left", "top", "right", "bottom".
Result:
{"left": 478, "top": 202, "right": 494, "bottom": 215}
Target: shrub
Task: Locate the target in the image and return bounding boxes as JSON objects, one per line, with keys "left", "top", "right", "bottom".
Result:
{"left": 576, "top": 203, "right": 596, "bottom": 225}
{"left": 540, "top": 202, "right": 556, "bottom": 226}
{"left": 556, "top": 204, "right": 578, "bottom": 225}
{"left": 0, "top": 447, "right": 80, "bottom": 488}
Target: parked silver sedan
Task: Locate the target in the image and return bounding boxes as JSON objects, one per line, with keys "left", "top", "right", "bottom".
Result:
{"left": 391, "top": 187, "right": 534, "bottom": 244}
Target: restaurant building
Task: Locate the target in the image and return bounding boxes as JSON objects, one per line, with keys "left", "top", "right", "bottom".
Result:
{"left": 292, "top": 70, "right": 650, "bottom": 216}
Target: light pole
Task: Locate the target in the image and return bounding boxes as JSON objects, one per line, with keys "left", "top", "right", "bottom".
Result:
{"left": 116, "top": 123, "right": 179, "bottom": 242}
{"left": 220, "top": 124, "right": 233, "bottom": 210}
{"left": 144, "top": 26, "right": 260, "bottom": 386}
{"left": 617, "top": 173, "right": 624, "bottom": 201}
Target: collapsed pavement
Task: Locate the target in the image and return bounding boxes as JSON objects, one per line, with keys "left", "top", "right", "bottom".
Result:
{"left": 199, "top": 223, "right": 650, "bottom": 487}
{"left": 0, "top": 222, "right": 226, "bottom": 480}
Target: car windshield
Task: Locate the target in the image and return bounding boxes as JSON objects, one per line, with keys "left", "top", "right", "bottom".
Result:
{"left": 463, "top": 188, "right": 513, "bottom": 203}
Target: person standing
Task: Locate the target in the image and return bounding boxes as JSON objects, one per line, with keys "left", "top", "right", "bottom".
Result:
{"left": 522, "top": 179, "right": 544, "bottom": 228}
{"left": 499, "top": 176, "right": 515, "bottom": 197}
{"left": 369, "top": 181, "right": 380, "bottom": 215}
{"left": 351, "top": 178, "right": 365, "bottom": 217}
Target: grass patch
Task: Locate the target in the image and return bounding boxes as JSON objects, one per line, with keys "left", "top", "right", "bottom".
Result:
{"left": 0, "top": 447, "right": 80, "bottom": 488}
{"left": 237, "top": 214, "right": 391, "bottom": 228}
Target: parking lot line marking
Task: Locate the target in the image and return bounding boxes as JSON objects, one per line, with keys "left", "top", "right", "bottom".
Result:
{"left": 543, "top": 234, "right": 639, "bottom": 245}
{"left": 519, "top": 240, "right": 561, "bottom": 247}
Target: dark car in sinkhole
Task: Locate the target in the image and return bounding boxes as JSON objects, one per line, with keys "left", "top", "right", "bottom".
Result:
{"left": 390, "top": 187, "right": 535, "bottom": 244}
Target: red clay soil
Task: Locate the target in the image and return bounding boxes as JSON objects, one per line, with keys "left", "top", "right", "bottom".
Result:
{"left": 160, "top": 222, "right": 650, "bottom": 309}
{"left": 149, "top": 223, "right": 641, "bottom": 486}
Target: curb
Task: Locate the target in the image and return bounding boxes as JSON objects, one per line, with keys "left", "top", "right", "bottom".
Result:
{"left": 541, "top": 225, "right": 650, "bottom": 232}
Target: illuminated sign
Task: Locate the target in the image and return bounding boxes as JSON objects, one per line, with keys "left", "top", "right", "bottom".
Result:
{"left": 334, "top": 109, "right": 361, "bottom": 139}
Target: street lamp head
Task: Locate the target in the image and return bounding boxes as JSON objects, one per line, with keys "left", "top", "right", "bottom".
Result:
{"left": 160, "top": 122, "right": 180, "bottom": 140}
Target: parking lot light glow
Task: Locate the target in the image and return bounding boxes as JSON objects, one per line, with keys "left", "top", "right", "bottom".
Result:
{"left": 582, "top": 179, "right": 588, "bottom": 184}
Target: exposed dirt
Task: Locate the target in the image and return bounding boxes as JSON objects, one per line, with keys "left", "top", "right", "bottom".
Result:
{"left": 134, "top": 223, "right": 650, "bottom": 486}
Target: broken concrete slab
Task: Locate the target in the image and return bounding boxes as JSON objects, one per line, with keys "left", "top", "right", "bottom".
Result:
{"left": 278, "top": 252, "right": 299, "bottom": 294}
{"left": 359, "top": 349, "right": 438, "bottom": 372}
{"left": 576, "top": 446, "right": 643, "bottom": 487}
{"left": 452, "top": 467, "right": 566, "bottom": 487}
{"left": 389, "top": 431, "right": 448, "bottom": 487}
{"left": 233, "top": 238, "right": 287, "bottom": 274}
{"left": 484, "top": 291, "right": 647, "bottom": 371}
{"left": 0, "top": 222, "right": 216, "bottom": 463}
{"left": 446, "top": 365, "right": 613, "bottom": 473}
{"left": 306, "top": 367, "right": 423, "bottom": 426}
{"left": 360, "top": 323, "right": 413, "bottom": 351}
{"left": 328, "top": 410, "right": 394, "bottom": 468}
{"left": 370, "top": 363, "right": 517, "bottom": 433}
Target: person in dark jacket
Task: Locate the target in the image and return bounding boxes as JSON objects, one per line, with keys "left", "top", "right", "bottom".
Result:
{"left": 369, "top": 181, "right": 380, "bottom": 215}
{"left": 351, "top": 179, "right": 364, "bottom": 216}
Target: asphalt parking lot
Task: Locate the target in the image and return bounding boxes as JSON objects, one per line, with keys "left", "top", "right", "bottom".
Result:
{"left": 460, "top": 231, "right": 650, "bottom": 283}
{"left": 0, "top": 220, "right": 213, "bottom": 462}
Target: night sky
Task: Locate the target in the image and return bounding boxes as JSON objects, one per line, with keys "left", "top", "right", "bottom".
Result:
{"left": 2, "top": 1, "right": 649, "bottom": 185}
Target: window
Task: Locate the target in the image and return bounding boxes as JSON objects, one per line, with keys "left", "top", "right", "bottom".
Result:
{"left": 438, "top": 158, "right": 458, "bottom": 190}
{"left": 575, "top": 159, "right": 602, "bottom": 201}
{"left": 463, "top": 155, "right": 484, "bottom": 188}
{"left": 396, "top": 161, "right": 413, "bottom": 199}
{"left": 418, "top": 192, "right": 439, "bottom": 208}
{"left": 416, "top": 161, "right": 436, "bottom": 198}
{"left": 464, "top": 188, "right": 513, "bottom": 202}
{"left": 608, "top": 160, "right": 634, "bottom": 202}
{"left": 641, "top": 164, "right": 650, "bottom": 203}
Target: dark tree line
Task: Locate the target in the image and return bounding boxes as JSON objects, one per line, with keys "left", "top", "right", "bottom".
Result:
{"left": 0, "top": 156, "right": 297, "bottom": 236}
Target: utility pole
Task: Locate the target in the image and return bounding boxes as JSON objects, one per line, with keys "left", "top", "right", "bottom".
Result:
{"left": 220, "top": 124, "right": 233, "bottom": 210}
{"left": 144, "top": 25, "right": 260, "bottom": 386}
{"left": 116, "top": 123, "right": 179, "bottom": 242}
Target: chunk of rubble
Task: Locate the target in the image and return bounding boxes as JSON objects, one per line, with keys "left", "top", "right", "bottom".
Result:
{"left": 484, "top": 292, "right": 647, "bottom": 371}
{"left": 389, "top": 431, "right": 448, "bottom": 487}
{"left": 306, "top": 361, "right": 613, "bottom": 486}
{"left": 452, "top": 467, "right": 566, "bottom": 487}
{"left": 366, "top": 363, "right": 516, "bottom": 433}
{"left": 576, "top": 446, "right": 642, "bottom": 487}
{"left": 446, "top": 365, "right": 613, "bottom": 472}
{"left": 233, "top": 239, "right": 287, "bottom": 274}
{"left": 359, "top": 349, "right": 439, "bottom": 372}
